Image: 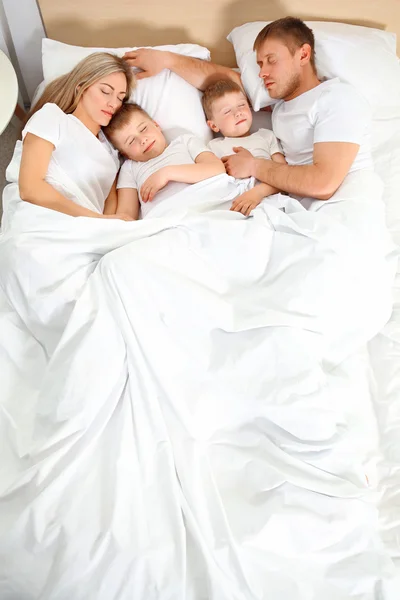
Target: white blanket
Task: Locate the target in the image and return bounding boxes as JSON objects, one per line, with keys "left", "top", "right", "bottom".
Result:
{"left": 0, "top": 162, "right": 398, "bottom": 599}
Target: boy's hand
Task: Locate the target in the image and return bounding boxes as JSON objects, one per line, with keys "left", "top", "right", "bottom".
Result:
{"left": 230, "top": 189, "right": 263, "bottom": 216}
{"left": 141, "top": 168, "right": 170, "bottom": 202}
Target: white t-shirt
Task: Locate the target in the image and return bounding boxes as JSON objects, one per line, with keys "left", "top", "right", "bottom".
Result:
{"left": 208, "top": 128, "right": 282, "bottom": 160}
{"left": 272, "top": 78, "right": 373, "bottom": 172}
{"left": 117, "top": 134, "right": 209, "bottom": 217}
{"left": 22, "top": 103, "right": 119, "bottom": 213}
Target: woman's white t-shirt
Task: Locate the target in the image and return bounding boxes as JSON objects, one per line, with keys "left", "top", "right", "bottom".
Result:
{"left": 272, "top": 78, "right": 373, "bottom": 172}
{"left": 22, "top": 103, "right": 119, "bottom": 213}
{"left": 117, "top": 134, "right": 209, "bottom": 218}
{"left": 208, "top": 128, "right": 282, "bottom": 160}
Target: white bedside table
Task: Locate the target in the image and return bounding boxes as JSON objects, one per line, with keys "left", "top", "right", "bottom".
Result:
{"left": 0, "top": 49, "right": 19, "bottom": 136}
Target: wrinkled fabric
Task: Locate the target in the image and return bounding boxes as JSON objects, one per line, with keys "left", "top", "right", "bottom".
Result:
{"left": 0, "top": 167, "right": 398, "bottom": 599}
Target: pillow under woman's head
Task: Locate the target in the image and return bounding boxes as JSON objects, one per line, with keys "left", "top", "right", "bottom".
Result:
{"left": 41, "top": 38, "right": 213, "bottom": 142}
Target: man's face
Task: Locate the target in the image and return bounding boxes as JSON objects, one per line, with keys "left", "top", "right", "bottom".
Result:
{"left": 256, "top": 37, "right": 303, "bottom": 101}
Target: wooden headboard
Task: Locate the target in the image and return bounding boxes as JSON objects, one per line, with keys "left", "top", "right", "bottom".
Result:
{"left": 37, "top": 0, "right": 400, "bottom": 66}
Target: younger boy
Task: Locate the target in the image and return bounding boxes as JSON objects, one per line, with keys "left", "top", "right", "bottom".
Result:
{"left": 104, "top": 104, "right": 224, "bottom": 219}
{"left": 202, "top": 79, "right": 287, "bottom": 216}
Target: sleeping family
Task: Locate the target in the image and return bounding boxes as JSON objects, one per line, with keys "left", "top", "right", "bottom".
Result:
{"left": 16, "top": 16, "right": 372, "bottom": 222}
{"left": 1, "top": 16, "right": 394, "bottom": 599}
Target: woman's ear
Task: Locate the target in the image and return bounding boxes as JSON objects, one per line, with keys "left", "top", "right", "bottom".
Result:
{"left": 207, "top": 119, "right": 220, "bottom": 133}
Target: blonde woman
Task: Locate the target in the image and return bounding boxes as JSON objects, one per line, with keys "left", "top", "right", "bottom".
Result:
{"left": 18, "top": 52, "right": 135, "bottom": 220}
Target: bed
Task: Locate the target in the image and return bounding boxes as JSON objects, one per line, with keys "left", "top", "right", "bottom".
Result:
{"left": 0, "top": 1, "right": 400, "bottom": 599}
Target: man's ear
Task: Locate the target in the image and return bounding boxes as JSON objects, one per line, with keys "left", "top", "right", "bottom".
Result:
{"left": 207, "top": 119, "right": 220, "bottom": 133}
{"left": 154, "top": 121, "right": 160, "bottom": 128}
{"left": 299, "top": 43, "right": 312, "bottom": 66}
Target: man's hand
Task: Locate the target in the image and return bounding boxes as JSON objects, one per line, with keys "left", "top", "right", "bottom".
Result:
{"left": 140, "top": 168, "right": 170, "bottom": 202}
{"left": 222, "top": 147, "right": 255, "bottom": 179}
{"left": 230, "top": 188, "right": 264, "bottom": 216}
{"left": 123, "top": 48, "right": 171, "bottom": 80}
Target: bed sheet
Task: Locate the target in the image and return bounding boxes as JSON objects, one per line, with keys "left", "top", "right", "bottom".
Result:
{"left": 368, "top": 113, "right": 400, "bottom": 570}
{"left": 1, "top": 84, "right": 400, "bottom": 599}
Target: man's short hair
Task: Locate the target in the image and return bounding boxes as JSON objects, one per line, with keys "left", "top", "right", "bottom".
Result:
{"left": 253, "top": 17, "right": 316, "bottom": 72}
{"left": 201, "top": 79, "right": 246, "bottom": 120}
{"left": 103, "top": 103, "right": 150, "bottom": 145}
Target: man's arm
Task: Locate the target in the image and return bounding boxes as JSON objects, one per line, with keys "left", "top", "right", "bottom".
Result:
{"left": 124, "top": 48, "right": 242, "bottom": 91}
{"left": 223, "top": 142, "right": 360, "bottom": 200}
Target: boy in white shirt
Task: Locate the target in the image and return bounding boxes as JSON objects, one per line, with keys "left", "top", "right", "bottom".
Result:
{"left": 203, "top": 79, "right": 287, "bottom": 216}
{"left": 104, "top": 103, "right": 224, "bottom": 219}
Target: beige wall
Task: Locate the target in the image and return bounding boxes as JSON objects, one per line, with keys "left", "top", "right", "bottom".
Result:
{"left": 38, "top": 0, "right": 400, "bottom": 66}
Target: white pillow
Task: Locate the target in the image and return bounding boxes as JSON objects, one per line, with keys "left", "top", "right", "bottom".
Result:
{"left": 41, "top": 38, "right": 213, "bottom": 142}
{"left": 227, "top": 21, "right": 400, "bottom": 114}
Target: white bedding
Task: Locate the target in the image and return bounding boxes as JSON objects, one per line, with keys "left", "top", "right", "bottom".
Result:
{"left": 368, "top": 113, "right": 400, "bottom": 574}
{"left": 0, "top": 135, "right": 399, "bottom": 598}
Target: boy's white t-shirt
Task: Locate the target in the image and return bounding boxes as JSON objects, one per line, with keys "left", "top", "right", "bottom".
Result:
{"left": 208, "top": 129, "right": 282, "bottom": 160}
{"left": 272, "top": 78, "right": 373, "bottom": 172}
{"left": 117, "top": 134, "right": 210, "bottom": 217}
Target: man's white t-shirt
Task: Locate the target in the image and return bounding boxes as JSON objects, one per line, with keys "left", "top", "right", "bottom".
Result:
{"left": 117, "top": 134, "right": 209, "bottom": 217}
{"left": 272, "top": 78, "right": 373, "bottom": 172}
{"left": 208, "top": 129, "right": 282, "bottom": 160}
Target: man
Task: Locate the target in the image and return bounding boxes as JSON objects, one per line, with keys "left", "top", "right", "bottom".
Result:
{"left": 124, "top": 17, "right": 372, "bottom": 201}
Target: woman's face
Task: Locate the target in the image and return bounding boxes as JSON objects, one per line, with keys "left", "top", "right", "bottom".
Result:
{"left": 78, "top": 71, "right": 128, "bottom": 127}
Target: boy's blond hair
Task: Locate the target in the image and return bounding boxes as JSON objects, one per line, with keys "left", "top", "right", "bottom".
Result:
{"left": 202, "top": 79, "right": 246, "bottom": 120}
{"left": 103, "top": 103, "right": 150, "bottom": 148}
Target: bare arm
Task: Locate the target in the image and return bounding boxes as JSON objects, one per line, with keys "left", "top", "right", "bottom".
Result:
{"left": 230, "top": 182, "right": 279, "bottom": 216}
{"left": 116, "top": 188, "right": 140, "bottom": 220}
{"left": 103, "top": 179, "right": 118, "bottom": 214}
{"left": 223, "top": 143, "right": 360, "bottom": 200}
{"left": 19, "top": 134, "right": 107, "bottom": 218}
{"left": 271, "top": 152, "right": 287, "bottom": 165}
{"left": 124, "top": 48, "right": 242, "bottom": 92}
{"left": 168, "top": 151, "right": 225, "bottom": 183}
{"left": 253, "top": 142, "right": 360, "bottom": 199}
{"left": 140, "top": 152, "right": 225, "bottom": 202}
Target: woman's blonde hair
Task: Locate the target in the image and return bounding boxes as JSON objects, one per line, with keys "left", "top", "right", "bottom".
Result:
{"left": 27, "top": 52, "right": 135, "bottom": 121}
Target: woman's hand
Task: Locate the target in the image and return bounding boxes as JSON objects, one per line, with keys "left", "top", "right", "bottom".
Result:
{"left": 140, "top": 168, "right": 170, "bottom": 202}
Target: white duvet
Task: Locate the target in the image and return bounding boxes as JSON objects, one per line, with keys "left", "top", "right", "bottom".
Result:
{"left": 0, "top": 156, "right": 398, "bottom": 599}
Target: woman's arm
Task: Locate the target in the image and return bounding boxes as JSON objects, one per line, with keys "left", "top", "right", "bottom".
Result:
{"left": 140, "top": 152, "right": 225, "bottom": 203}
{"left": 103, "top": 179, "right": 118, "bottom": 214}
{"left": 19, "top": 133, "right": 109, "bottom": 218}
{"left": 116, "top": 188, "right": 140, "bottom": 220}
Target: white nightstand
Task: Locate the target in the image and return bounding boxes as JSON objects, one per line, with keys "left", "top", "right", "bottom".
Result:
{"left": 0, "top": 49, "right": 19, "bottom": 136}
